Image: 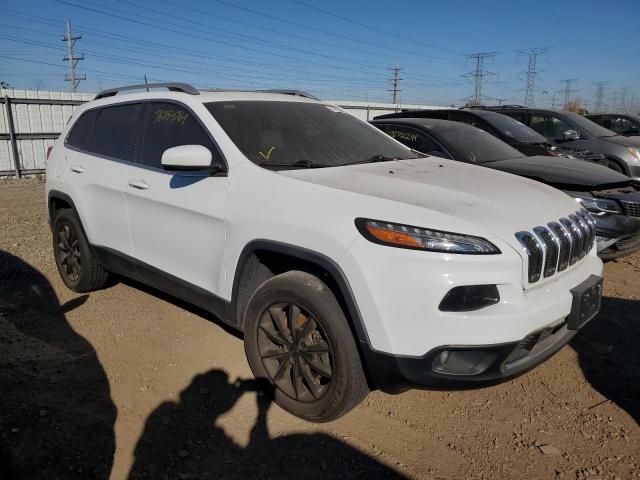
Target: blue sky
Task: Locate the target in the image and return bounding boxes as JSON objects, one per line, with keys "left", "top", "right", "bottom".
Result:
{"left": 1, "top": 0, "right": 639, "bottom": 108}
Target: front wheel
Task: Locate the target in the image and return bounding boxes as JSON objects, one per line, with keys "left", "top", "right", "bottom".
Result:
{"left": 244, "top": 271, "right": 369, "bottom": 422}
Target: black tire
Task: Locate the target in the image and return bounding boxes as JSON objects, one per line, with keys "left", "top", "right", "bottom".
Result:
{"left": 607, "top": 159, "right": 625, "bottom": 174}
{"left": 244, "top": 270, "right": 369, "bottom": 422}
{"left": 52, "top": 208, "right": 109, "bottom": 293}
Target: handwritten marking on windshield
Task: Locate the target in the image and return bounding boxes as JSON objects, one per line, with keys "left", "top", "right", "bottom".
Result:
{"left": 153, "top": 110, "right": 189, "bottom": 126}
{"left": 258, "top": 146, "right": 276, "bottom": 160}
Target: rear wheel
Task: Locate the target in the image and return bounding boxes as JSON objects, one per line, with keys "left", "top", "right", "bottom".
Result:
{"left": 244, "top": 271, "right": 369, "bottom": 422}
{"left": 52, "top": 209, "right": 109, "bottom": 292}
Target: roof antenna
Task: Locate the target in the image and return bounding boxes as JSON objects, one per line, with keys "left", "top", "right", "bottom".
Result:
{"left": 144, "top": 74, "right": 149, "bottom": 92}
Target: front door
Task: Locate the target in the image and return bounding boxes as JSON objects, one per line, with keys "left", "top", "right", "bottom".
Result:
{"left": 124, "top": 101, "right": 229, "bottom": 296}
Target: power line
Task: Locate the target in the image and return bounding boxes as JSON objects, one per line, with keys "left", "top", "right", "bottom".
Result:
{"left": 62, "top": 18, "right": 84, "bottom": 92}
{"left": 388, "top": 62, "right": 402, "bottom": 105}
{"left": 462, "top": 52, "right": 497, "bottom": 105}
{"left": 290, "top": 0, "right": 465, "bottom": 56}
{"left": 515, "top": 47, "right": 547, "bottom": 107}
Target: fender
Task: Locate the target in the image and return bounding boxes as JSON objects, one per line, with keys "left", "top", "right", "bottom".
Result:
{"left": 231, "top": 240, "right": 371, "bottom": 345}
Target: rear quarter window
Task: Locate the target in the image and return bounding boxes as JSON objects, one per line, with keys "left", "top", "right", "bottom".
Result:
{"left": 66, "top": 109, "right": 98, "bottom": 150}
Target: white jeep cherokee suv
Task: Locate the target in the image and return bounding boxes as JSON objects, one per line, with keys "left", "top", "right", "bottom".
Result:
{"left": 46, "top": 83, "right": 603, "bottom": 422}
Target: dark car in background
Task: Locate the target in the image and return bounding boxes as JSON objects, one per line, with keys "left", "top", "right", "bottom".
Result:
{"left": 586, "top": 113, "right": 640, "bottom": 137}
{"left": 478, "top": 106, "right": 640, "bottom": 179}
{"left": 371, "top": 117, "right": 640, "bottom": 260}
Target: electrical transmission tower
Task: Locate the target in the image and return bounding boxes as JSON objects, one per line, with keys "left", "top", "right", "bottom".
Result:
{"left": 516, "top": 48, "right": 547, "bottom": 107}
{"left": 593, "top": 82, "right": 606, "bottom": 113}
{"left": 560, "top": 79, "right": 578, "bottom": 109}
{"left": 462, "top": 52, "right": 496, "bottom": 105}
{"left": 620, "top": 87, "right": 629, "bottom": 113}
{"left": 62, "top": 19, "right": 85, "bottom": 92}
{"left": 388, "top": 62, "right": 402, "bottom": 105}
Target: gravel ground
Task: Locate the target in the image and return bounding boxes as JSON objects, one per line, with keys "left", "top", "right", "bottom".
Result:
{"left": 1, "top": 178, "right": 638, "bottom": 480}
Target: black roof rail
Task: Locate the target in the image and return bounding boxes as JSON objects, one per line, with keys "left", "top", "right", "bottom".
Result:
{"left": 255, "top": 89, "right": 319, "bottom": 100}
{"left": 94, "top": 82, "right": 199, "bottom": 100}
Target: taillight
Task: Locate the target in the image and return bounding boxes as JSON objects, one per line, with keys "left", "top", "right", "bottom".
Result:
{"left": 548, "top": 150, "right": 560, "bottom": 157}
{"left": 46, "top": 146, "right": 53, "bottom": 160}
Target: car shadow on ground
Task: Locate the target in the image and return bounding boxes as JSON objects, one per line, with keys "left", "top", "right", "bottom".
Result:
{"left": 570, "top": 295, "right": 640, "bottom": 423}
{"left": 128, "top": 369, "right": 407, "bottom": 480}
{"left": 0, "top": 250, "right": 116, "bottom": 480}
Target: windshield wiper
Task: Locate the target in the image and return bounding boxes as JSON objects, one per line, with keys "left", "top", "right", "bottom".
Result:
{"left": 257, "top": 159, "right": 330, "bottom": 169}
{"left": 347, "top": 154, "right": 398, "bottom": 166}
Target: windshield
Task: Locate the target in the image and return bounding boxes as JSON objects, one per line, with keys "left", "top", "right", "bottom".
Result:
{"left": 476, "top": 110, "right": 548, "bottom": 143}
{"left": 562, "top": 111, "right": 619, "bottom": 138}
{"left": 434, "top": 123, "right": 525, "bottom": 163}
{"left": 205, "top": 101, "right": 420, "bottom": 168}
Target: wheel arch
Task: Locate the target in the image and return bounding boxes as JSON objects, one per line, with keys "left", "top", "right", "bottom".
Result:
{"left": 604, "top": 156, "right": 630, "bottom": 175}
{"left": 231, "top": 240, "right": 371, "bottom": 346}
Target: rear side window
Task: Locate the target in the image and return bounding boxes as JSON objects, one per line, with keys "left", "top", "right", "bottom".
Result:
{"left": 90, "top": 103, "right": 144, "bottom": 161}
{"left": 66, "top": 109, "right": 98, "bottom": 150}
{"left": 139, "top": 102, "right": 218, "bottom": 169}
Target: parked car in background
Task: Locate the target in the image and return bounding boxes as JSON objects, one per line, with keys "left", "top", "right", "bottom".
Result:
{"left": 375, "top": 107, "right": 606, "bottom": 165}
{"left": 585, "top": 113, "right": 640, "bottom": 137}
{"left": 371, "top": 117, "right": 640, "bottom": 260}
{"left": 46, "top": 82, "right": 603, "bottom": 422}
{"left": 477, "top": 106, "right": 640, "bottom": 179}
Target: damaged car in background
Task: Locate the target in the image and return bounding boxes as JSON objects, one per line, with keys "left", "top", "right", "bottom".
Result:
{"left": 371, "top": 118, "right": 640, "bottom": 260}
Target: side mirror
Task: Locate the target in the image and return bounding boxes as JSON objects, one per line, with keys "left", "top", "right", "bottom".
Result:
{"left": 161, "top": 145, "right": 212, "bottom": 170}
{"left": 562, "top": 129, "right": 580, "bottom": 141}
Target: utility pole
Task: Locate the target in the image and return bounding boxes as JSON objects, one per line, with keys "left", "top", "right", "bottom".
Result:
{"left": 593, "top": 81, "right": 606, "bottom": 113}
{"left": 516, "top": 48, "right": 547, "bottom": 107}
{"left": 462, "top": 52, "right": 497, "bottom": 105}
{"left": 612, "top": 91, "right": 619, "bottom": 112}
{"left": 560, "top": 79, "right": 578, "bottom": 109}
{"left": 62, "top": 19, "right": 85, "bottom": 92}
{"left": 388, "top": 61, "right": 402, "bottom": 106}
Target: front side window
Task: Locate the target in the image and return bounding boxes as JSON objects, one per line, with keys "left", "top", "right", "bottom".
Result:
{"left": 205, "top": 101, "right": 419, "bottom": 168}
{"left": 139, "top": 102, "right": 219, "bottom": 169}
{"left": 89, "top": 103, "right": 144, "bottom": 161}
{"left": 435, "top": 124, "right": 525, "bottom": 163}
{"left": 66, "top": 109, "right": 98, "bottom": 150}
{"left": 610, "top": 117, "right": 640, "bottom": 135}
{"left": 528, "top": 113, "right": 576, "bottom": 142}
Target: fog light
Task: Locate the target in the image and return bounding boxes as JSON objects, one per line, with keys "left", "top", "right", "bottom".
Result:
{"left": 438, "top": 285, "right": 500, "bottom": 312}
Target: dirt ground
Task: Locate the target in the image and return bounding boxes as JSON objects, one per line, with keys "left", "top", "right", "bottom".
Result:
{"left": 0, "top": 179, "right": 638, "bottom": 480}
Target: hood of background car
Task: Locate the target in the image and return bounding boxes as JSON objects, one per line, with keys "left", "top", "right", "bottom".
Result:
{"left": 601, "top": 135, "right": 640, "bottom": 148}
{"left": 278, "top": 157, "right": 583, "bottom": 242}
{"left": 483, "top": 155, "right": 630, "bottom": 189}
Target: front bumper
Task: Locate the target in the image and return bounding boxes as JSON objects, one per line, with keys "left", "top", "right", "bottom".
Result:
{"left": 363, "top": 275, "right": 602, "bottom": 393}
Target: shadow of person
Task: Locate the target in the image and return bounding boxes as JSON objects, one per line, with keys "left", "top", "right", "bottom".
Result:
{"left": 571, "top": 296, "right": 640, "bottom": 423}
{"left": 130, "top": 369, "right": 408, "bottom": 479}
{"left": 0, "top": 250, "right": 116, "bottom": 480}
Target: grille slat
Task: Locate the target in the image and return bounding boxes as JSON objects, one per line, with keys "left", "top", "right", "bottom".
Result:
{"left": 621, "top": 201, "right": 640, "bottom": 218}
{"left": 518, "top": 211, "right": 591, "bottom": 284}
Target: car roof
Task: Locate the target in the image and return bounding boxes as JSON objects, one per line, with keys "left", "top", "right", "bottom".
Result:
{"left": 371, "top": 117, "right": 476, "bottom": 132}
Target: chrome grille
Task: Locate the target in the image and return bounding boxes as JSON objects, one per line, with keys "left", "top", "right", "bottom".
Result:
{"left": 517, "top": 210, "right": 595, "bottom": 284}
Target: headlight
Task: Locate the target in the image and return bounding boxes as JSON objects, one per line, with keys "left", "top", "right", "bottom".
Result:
{"left": 628, "top": 148, "right": 640, "bottom": 161}
{"left": 571, "top": 196, "right": 621, "bottom": 215}
{"left": 355, "top": 218, "right": 500, "bottom": 254}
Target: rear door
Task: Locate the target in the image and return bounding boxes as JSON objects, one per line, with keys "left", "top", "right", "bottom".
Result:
{"left": 64, "top": 103, "right": 143, "bottom": 258}
{"left": 124, "top": 100, "right": 229, "bottom": 296}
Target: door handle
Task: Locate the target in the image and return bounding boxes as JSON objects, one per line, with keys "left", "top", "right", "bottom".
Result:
{"left": 127, "top": 179, "right": 150, "bottom": 190}
{"left": 70, "top": 164, "right": 84, "bottom": 173}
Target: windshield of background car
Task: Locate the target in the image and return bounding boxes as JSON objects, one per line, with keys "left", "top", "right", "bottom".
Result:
{"left": 435, "top": 123, "right": 526, "bottom": 163}
{"left": 477, "top": 111, "right": 548, "bottom": 143}
{"left": 562, "top": 112, "right": 619, "bottom": 138}
{"left": 205, "top": 101, "right": 420, "bottom": 168}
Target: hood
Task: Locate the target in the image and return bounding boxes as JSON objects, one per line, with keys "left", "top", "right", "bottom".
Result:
{"left": 601, "top": 135, "right": 640, "bottom": 148}
{"left": 278, "top": 157, "right": 583, "bottom": 247}
{"left": 483, "top": 155, "right": 630, "bottom": 189}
